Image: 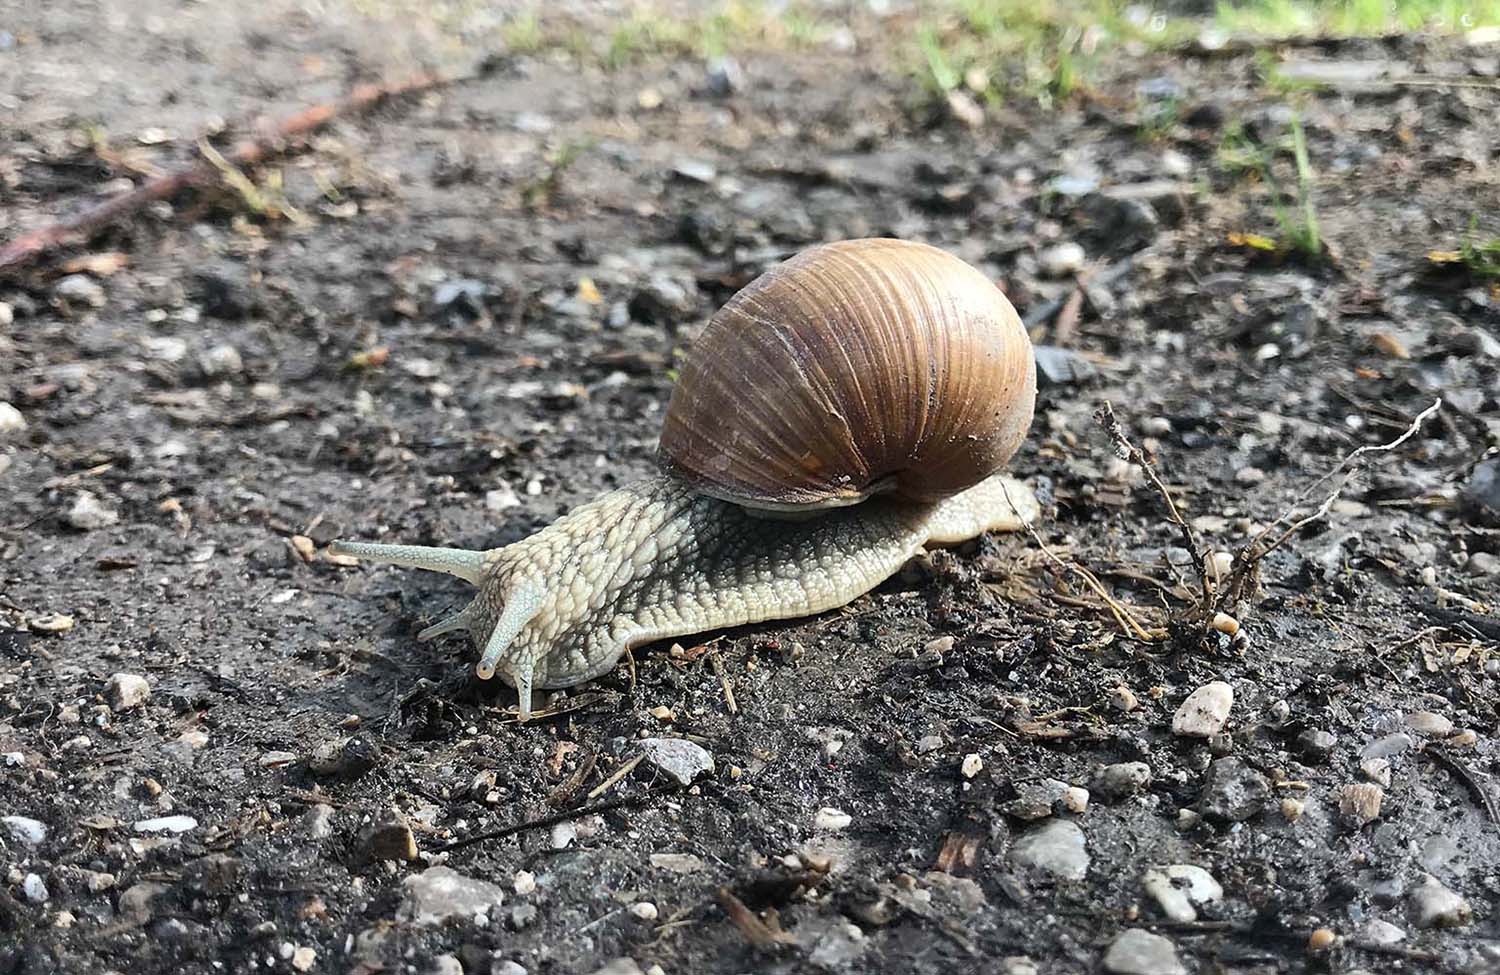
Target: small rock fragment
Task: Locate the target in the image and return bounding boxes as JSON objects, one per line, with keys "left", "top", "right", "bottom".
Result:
{"left": 1307, "top": 927, "right": 1337, "bottom": 951}
{"left": 1010, "top": 819, "right": 1089, "bottom": 881}
{"left": 107, "top": 673, "right": 152, "bottom": 710}
{"left": 1408, "top": 873, "right": 1472, "bottom": 928}
{"left": 1109, "top": 686, "right": 1139, "bottom": 711}
{"left": 960, "top": 753, "right": 983, "bottom": 778}
{"left": 363, "top": 810, "right": 417, "bottom": 861}
{"left": 1038, "top": 242, "right": 1086, "bottom": 277}
{"left": 1143, "top": 864, "right": 1223, "bottom": 922}
{"left": 1362, "top": 733, "right": 1414, "bottom": 759}
{"left": 3, "top": 816, "right": 46, "bottom": 846}
{"left": 1003, "top": 779, "right": 1071, "bottom": 820}
{"left": 1199, "top": 757, "right": 1269, "bottom": 822}
{"left": 198, "top": 343, "right": 243, "bottom": 377}
{"left": 1172, "top": 682, "right": 1234, "bottom": 737}
{"left": 1362, "top": 918, "right": 1406, "bottom": 945}
{"left": 291, "top": 947, "right": 316, "bottom": 972}
{"left": 1280, "top": 798, "right": 1305, "bottom": 823}
{"left": 66, "top": 491, "right": 119, "bottom": 531}
{"left": 118, "top": 882, "right": 168, "bottom": 923}
{"left": 629, "top": 901, "right": 658, "bottom": 921}
{"left": 1406, "top": 711, "right": 1454, "bottom": 736}
{"left": 1338, "top": 783, "right": 1384, "bottom": 826}
{"left": 649, "top": 853, "right": 704, "bottom": 873}
{"left": 54, "top": 274, "right": 106, "bottom": 308}
{"left": 1094, "top": 762, "right": 1152, "bottom": 801}
{"left": 638, "top": 737, "right": 714, "bottom": 786}
{"left": 1297, "top": 729, "right": 1337, "bottom": 761}
{"left": 1102, "top": 928, "right": 1185, "bottom": 975}
{"left": 28, "top": 612, "right": 75, "bottom": 634}
{"left": 133, "top": 815, "right": 197, "bottom": 834}
{"left": 399, "top": 866, "right": 506, "bottom": 926}
{"left": 814, "top": 807, "right": 853, "bottom": 831}
{"left": 0, "top": 402, "right": 25, "bottom": 436}
{"left": 23, "top": 873, "right": 49, "bottom": 904}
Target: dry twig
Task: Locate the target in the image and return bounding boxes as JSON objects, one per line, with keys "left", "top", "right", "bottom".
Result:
{"left": 0, "top": 71, "right": 451, "bottom": 273}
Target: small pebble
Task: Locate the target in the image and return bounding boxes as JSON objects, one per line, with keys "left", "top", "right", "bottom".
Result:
{"left": 1199, "top": 757, "right": 1269, "bottom": 821}
{"left": 814, "top": 807, "right": 852, "bottom": 831}
{"left": 513, "top": 870, "right": 536, "bottom": 895}
{"left": 1094, "top": 762, "right": 1152, "bottom": 801}
{"left": 107, "top": 673, "right": 152, "bottom": 710}
{"left": 960, "top": 754, "right": 983, "bottom": 778}
{"left": 1102, "top": 928, "right": 1185, "bottom": 975}
{"left": 133, "top": 815, "right": 197, "bottom": 834}
{"left": 1210, "top": 612, "right": 1239, "bottom": 636}
{"left": 638, "top": 738, "right": 714, "bottom": 786}
{"left": 22, "top": 873, "right": 49, "bottom": 904}
{"left": 1010, "top": 819, "right": 1089, "bottom": 881}
{"left": 1362, "top": 919, "right": 1406, "bottom": 945}
{"left": 1297, "top": 729, "right": 1337, "bottom": 761}
{"left": 1039, "top": 242, "right": 1087, "bottom": 278}
{"left": 1060, "top": 786, "right": 1089, "bottom": 814}
{"left": 291, "top": 947, "right": 316, "bottom": 972}
{"left": 27, "top": 613, "right": 75, "bottom": 634}
{"left": 1280, "top": 798, "right": 1305, "bottom": 823}
{"left": 362, "top": 812, "right": 417, "bottom": 861}
{"left": 1406, "top": 711, "right": 1453, "bottom": 736}
{"left": 1172, "top": 681, "right": 1234, "bottom": 737}
{"left": 1109, "top": 686, "right": 1139, "bottom": 712}
{"left": 0, "top": 402, "right": 25, "bottom": 436}
{"left": 1307, "top": 927, "right": 1337, "bottom": 951}
{"left": 65, "top": 491, "right": 119, "bottom": 531}
{"left": 3, "top": 816, "right": 46, "bottom": 846}
{"left": 1235, "top": 466, "right": 1266, "bottom": 485}
{"left": 1408, "top": 873, "right": 1472, "bottom": 928}
{"left": 1138, "top": 416, "right": 1172, "bottom": 436}
{"left": 629, "top": 901, "right": 659, "bottom": 921}
{"left": 1143, "top": 864, "right": 1222, "bottom": 922}
{"left": 54, "top": 274, "right": 106, "bottom": 308}
{"left": 1360, "top": 758, "right": 1392, "bottom": 787}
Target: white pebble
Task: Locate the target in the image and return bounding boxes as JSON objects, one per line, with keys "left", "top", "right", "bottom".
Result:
{"left": 960, "top": 754, "right": 983, "bottom": 779}
{"left": 107, "top": 673, "right": 152, "bottom": 710}
{"left": 23, "top": 873, "right": 49, "bottom": 904}
{"left": 630, "top": 901, "right": 659, "bottom": 921}
{"left": 513, "top": 870, "right": 536, "bottom": 895}
{"left": 1171, "top": 682, "right": 1234, "bottom": 738}
{"left": 0, "top": 402, "right": 26, "bottom": 436}
{"left": 814, "top": 807, "right": 852, "bottom": 831}
{"left": 1039, "top": 242, "right": 1087, "bottom": 278}
{"left": 2, "top": 816, "right": 46, "bottom": 846}
{"left": 1406, "top": 711, "right": 1453, "bottom": 736}
{"left": 66, "top": 491, "right": 119, "bottom": 531}
{"left": 133, "top": 815, "right": 198, "bottom": 834}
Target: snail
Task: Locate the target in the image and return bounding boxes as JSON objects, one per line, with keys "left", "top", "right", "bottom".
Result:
{"left": 331, "top": 238, "right": 1039, "bottom": 720}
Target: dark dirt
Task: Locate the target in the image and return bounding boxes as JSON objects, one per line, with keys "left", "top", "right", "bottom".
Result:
{"left": 2, "top": 3, "right": 1499, "bottom": 975}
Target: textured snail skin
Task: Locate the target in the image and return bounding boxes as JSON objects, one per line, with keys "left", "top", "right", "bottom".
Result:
{"left": 330, "top": 471, "right": 1038, "bottom": 720}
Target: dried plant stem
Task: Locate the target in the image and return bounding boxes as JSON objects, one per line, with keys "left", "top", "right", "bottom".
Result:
{"left": 0, "top": 71, "right": 450, "bottom": 273}
{"left": 1095, "top": 402, "right": 1213, "bottom": 617}
{"left": 999, "top": 481, "right": 1161, "bottom": 642}
{"left": 1219, "top": 398, "right": 1442, "bottom": 611}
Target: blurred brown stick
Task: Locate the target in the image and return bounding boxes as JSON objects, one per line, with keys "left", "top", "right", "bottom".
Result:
{"left": 0, "top": 71, "right": 449, "bottom": 273}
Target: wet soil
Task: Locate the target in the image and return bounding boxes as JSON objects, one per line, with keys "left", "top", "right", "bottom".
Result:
{"left": 2, "top": 3, "right": 1499, "bottom": 974}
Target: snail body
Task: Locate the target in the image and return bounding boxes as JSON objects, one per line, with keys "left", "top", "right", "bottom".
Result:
{"left": 332, "top": 239, "right": 1039, "bottom": 720}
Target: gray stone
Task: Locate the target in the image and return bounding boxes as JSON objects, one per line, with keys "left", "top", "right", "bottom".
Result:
{"left": 22, "top": 873, "right": 48, "bottom": 904}
{"left": 590, "top": 960, "right": 645, "bottom": 975}
{"left": 1172, "top": 682, "right": 1233, "bottom": 737}
{"left": 2, "top": 815, "right": 46, "bottom": 846}
{"left": 1143, "top": 864, "right": 1223, "bottom": 922}
{"left": 638, "top": 737, "right": 714, "bottom": 786}
{"left": 1094, "top": 762, "right": 1152, "bottom": 801}
{"left": 1406, "top": 711, "right": 1454, "bottom": 736}
{"left": 1408, "top": 873, "right": 1471, "bottom": 928}
{"left": 0, "top": 401, "right": 25, "bottom": 437}
{"left": 1199, "top": 757, "right": 1269, "bottom": 822}
{"left": 107, "top": 673, "right": 151, "bottom": 710}
{"left": 67, "top": 491, "right": 119, "bottom": 531}
{"left": 54, "top": 274, "right": 106, "bottom": 308}
{"left": 1102, "top": 929, "right": 1185, "bottom": 975}
{"left": 1462, "top": 458, "right": 1500, "bottom": 524}
{"left": 427, "top": 955, "right": 463, "bottom": 975}
{"left": 1010, "top": 819, "right": 1089, "bottom": 881}
{"left": 1297, "top": 729, "right": 1337, "bottom": 760}
{"left": 399, "top": 866, "right": 506, "bottom": 926}
{"left": 1033, "top": 345, "right": 1097, "bottom": 387}
{"left": 1362, "top": 733, "right": 1414, "bottom": 759}
{"left": 1003, "top": 778, "right": 1071, "bottom": 820}
{"left": 117, "top": 882, "right": 170, "bottom": 924}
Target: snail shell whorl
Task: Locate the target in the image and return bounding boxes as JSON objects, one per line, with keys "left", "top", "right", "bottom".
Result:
{"left": 658, "top": 238, "right": 1037, "bottom": 512}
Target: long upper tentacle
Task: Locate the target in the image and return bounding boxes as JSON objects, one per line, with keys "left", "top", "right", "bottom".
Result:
{"left": 328, "top": 541, "right": 488, "bottom": 585}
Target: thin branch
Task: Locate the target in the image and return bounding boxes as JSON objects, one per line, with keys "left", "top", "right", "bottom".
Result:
{"left": 432, "top": 790, "right": 657, "bottom": 854}
{"left": 1095, "top": 402, "right": 1213, "bottom": 618}
{"left": 1220, "top": 398, "right": 1441, "bottom": 610}
{"left": 0, "top": 71, "right": 452, "bottom": 272}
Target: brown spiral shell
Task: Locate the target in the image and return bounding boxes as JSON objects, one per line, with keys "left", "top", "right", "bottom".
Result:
{"left": 657, "top": 238, "right": 1036, "bottom": 512}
